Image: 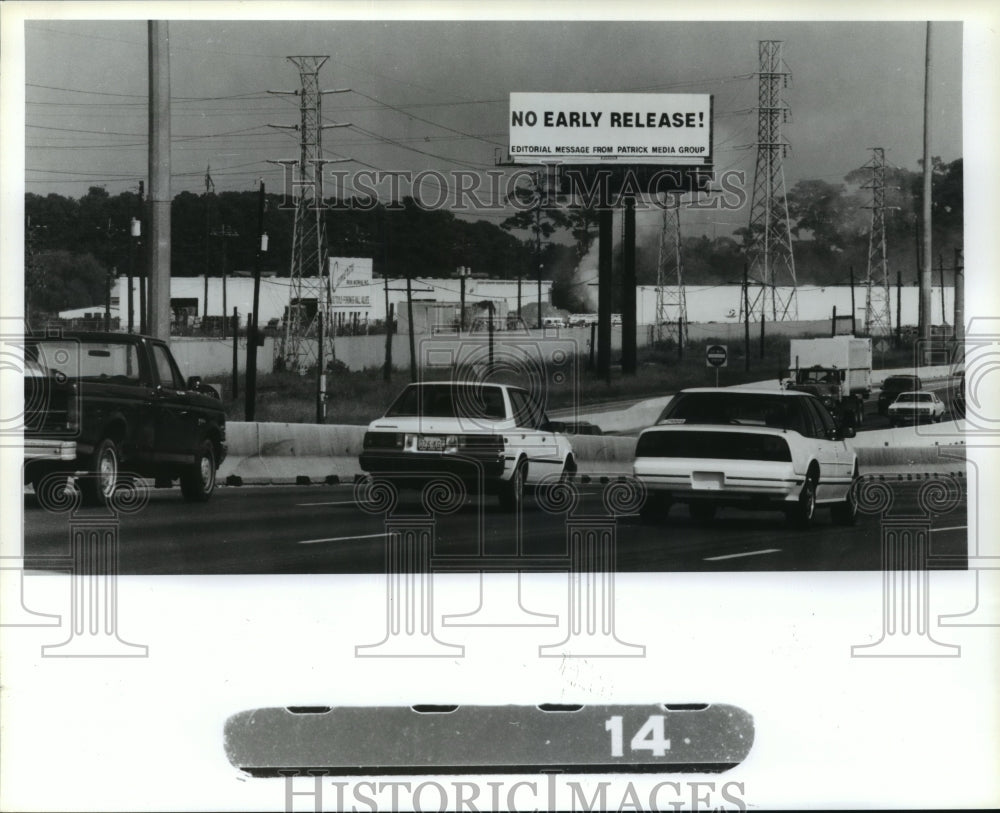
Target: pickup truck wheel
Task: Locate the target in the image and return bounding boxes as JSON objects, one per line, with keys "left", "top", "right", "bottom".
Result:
{"left": 80, "top": 437, "right": 119, "bottom": 507}
{"left": 180, "top": 439, "right": 216, "bottom": 502}
{"left": 498, "top": 459, "right": 526, "bottom": 513}
{"left": 787, "top": 472, "right": 818, "bottom": 529}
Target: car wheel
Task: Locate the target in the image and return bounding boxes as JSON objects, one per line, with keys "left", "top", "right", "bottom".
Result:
{"left": 831, "top": 465, "right": 859, "bottom": 526}
{"left": 560, "top": 455, "right": 577, "bottom": 483}
{"left": 180, "top": 439, "right": 217, "bottom": 502}
{"left": 79, "top": 437, "right": 120, "bottom": 507}
{"left": 498, "top": 458, "right": 526, "bottom": 513}
{"left": 689, "top": 501, "right": 717, "bottom": 523}
{"left": 788, "top": 471, "right": 818, "bottom": 529}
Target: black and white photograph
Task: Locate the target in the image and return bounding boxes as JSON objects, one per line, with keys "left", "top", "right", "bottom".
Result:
{"left": 2, "top": 2, "right": 998, "bottom": 810}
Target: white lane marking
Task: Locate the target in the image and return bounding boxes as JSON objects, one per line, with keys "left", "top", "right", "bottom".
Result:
{"left": 704, "top": 548, "right": 781, "bottom": 562}
{"left": 931, "top": 525, "right": 967, "bottom": 533}
{"left": 298, "top": 532, "right": 391, "bottom": 545}
{"left": 296, "top": 500, "right": 358, "bottom": 507}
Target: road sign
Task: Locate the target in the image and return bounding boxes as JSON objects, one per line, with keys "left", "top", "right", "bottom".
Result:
{"left": 706, "top": 344, "right": 728, "bottom": 368}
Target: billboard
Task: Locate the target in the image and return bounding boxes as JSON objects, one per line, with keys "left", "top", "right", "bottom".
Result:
{"left": 328, "top": 257, "right": 373, "bottom": 311}
{"left": 509, "top": 92, "right": 712, "bottom": 165}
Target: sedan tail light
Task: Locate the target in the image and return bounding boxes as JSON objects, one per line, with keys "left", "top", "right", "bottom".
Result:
{"left": 363, "top": 431, "right": 403, "bottom": 449}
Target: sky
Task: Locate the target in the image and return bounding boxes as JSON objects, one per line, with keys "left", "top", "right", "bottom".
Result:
{"left": 18, "top": 14, "right": 964, "bottom": 239}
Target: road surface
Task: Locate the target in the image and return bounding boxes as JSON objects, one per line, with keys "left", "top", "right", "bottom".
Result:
{"left": 22, "top": 478, "right": 967, "bottom": 574}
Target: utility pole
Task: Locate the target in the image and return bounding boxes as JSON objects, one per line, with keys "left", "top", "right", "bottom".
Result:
{"left": 597, "top": 208, "right": 613, "bottom": 382}
{"left": 406, "top": 274, "right": 416, "bottom": 383}
{"left": 383, "top": 302, "right": 394, "bottom": 382}
{"left": 104, "top": 267, "right": 113, "bottom": 330}
{"left": 203, "top": 166, "right": 214, "bottom": 328}
{"left": 743, "top": 262, "right": 750, "bottom": 371}
{"left": 849, "top": 264, "right": 857, "bottom": 335}
{"left": 862, "top": 147, "right": 893, "bottom": 338}
{"left": 147, "top": 21, "right": 171, "bottom": 341}
{"left": 622, "top": 196, "right": 637, "bottom": 374}
{"left": 138, "top": 181, "right": 146, "bottom": 334}
{"left": 231, "top": 307, "right": 239, "bottom": 400}
{"left": 919, "top": 22, "right": 934, "bottom": 356}
{"left": 459, "top": 266, "right": 468, "bottom": 332}
{"left": 655, "top": 194, "right": 686, "bottom": 345}
{"left": 896, "top": 269, "right": 903, "bottom": 347}
{"left": 211, "top": 225, "right": 239, "bottom": 338}
{"left": 487, "top": 301, "right": 495, "bottom": 374}
{"left": 268, "top": 56, "right": 350, "bottom": 371}
{"left": 744, "top": 40, "right": 798, "bottom": 323}
{"left": 245, "top": 180, "right": 267, "bottom": 421}
{"left": 128, "top": 214, "right": 140, "bottom": 333}
{"left": 953, "top": 248, "right": 964, "bottom": 345}
{"left": 316, "top": 311, "right": 326, "bottom": 422}
{"left": 534, "top": 172, "right": 543, "bottom": 330}
{"left": 938, "top": 253, "right": 947, "bottom": 325}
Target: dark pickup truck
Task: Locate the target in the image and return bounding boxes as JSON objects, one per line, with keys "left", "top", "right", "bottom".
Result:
{"left": 23, "top": 331, "right": 226, "bottom": 505}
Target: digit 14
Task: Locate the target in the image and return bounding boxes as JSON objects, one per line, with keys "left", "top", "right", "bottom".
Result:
{"left": 605, "top": 715, "right": 671, "bottom": 757}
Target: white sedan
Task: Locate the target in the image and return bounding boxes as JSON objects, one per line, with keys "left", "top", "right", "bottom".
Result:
{"left": 360, "top": 381, "right": 575, "bottom": 512}
{"left": 632, "top": 388, "right": 859, "bottom": 527}
{"left": 887, "top": 390, "right": 946, "bottom": 426}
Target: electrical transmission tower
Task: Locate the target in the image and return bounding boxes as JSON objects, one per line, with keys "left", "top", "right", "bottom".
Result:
{"left": 269, "top": 56, "right": 349, "bottom": 371}
{"left": 655, "top": 195, "right": 686, "bottom": 344}
{"left": 743, "top": 40, "right": 798, "bottom": 322}
{"left": 862, "top": 147, "right": 893, "bottom": 336}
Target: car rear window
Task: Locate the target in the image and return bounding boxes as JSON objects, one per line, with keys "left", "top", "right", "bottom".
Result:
{"left": 386, "top": 384, "right": 507, "bottom": 419}
{"left": 26, "top": 339, "right": 142, "bottom": 384}
{"left": 659, "top": 392, "right": 808, "bottom": 434}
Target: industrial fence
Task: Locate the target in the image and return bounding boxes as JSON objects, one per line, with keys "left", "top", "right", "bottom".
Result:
{"left": 163, "top": 318, "right": 854, "bottom": 378}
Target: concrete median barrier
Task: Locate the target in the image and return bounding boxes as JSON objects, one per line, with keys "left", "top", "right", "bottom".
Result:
{"left": 219, "top": 422, "right": 367, "bottom": 485}
{"left": 216, "top": 420, "right": 968, "bottom": 486}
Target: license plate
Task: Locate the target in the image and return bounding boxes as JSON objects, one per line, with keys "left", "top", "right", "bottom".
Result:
{"left": 691, "top": 471, "right": 724, "bottom": 490}
{"left": 417, "top": 435, "right": 446, "bottom": 451}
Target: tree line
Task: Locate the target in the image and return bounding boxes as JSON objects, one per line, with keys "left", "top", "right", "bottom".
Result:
{"left": 24, "top": 156, "right": 961, "bottom": 320}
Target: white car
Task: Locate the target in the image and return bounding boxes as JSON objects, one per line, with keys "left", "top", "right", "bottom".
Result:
{"left": 887, "top": 390, "right": 945, "bottom": 426}
{"left": 632, "top": 388, "right": 859, "bottom": 527}
{"left": 360, "top": 381, "right": 575, "bottom": 511}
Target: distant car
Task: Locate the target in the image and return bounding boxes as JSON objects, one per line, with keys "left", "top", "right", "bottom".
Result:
{"left": 632, "top": 388, "right": 859, "bottom": 528}
{"left": 542, "top": 316, "right": 566, "bottom": 328}
{"left": 878, "top": 374, "right": 923, "bottom": 415}
{"left": 359, "top": 381, "right": 576, "bottom": 511}
{"left": 887, "top": 390, "right": 945, "bottom": 426}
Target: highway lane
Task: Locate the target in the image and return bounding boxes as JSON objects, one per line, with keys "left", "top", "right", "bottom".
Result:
{"left": 22, "top": 479, "right": 967, "bottom": 574}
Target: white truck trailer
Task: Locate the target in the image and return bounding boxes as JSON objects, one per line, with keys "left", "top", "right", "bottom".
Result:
{"left": 786, "top": 336, "right": 873, "bottom": 425}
